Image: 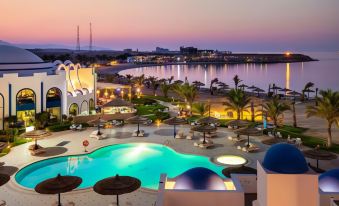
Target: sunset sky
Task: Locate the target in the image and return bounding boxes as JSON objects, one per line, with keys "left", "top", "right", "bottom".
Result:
{"left": 1, "top": 0, "right": 338, "bottom": 51}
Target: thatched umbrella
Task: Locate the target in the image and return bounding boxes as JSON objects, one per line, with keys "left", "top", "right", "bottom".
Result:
{"left": 35, "top": 174, "right": 82, "bottom": 206}
{"left": 303, "top": 88, "right": 315, "bottom": 99}
{"left": 279, "top": 88, "right": 292, "bottom": 95}
{"left": 222, "top": 166, "right": 257, "bottom": 178}
{"left": 88, "top": 117, "right": 107, "bottom": 135}
{"left": 238, "top": 84, "right": 248, "bottom": 91}
{"left": 234, "top": 127, "right": 262, "bottom": 147}
{"left": 191, "top": 125, "right": 217, "bottom": 144}
{"left": 225, "top": 120, "right": 249, "bottom": 128}
{"left": 247, "top": 85, "right": 257, "bottom": 90}
{"left": 163, "top": 117, "right": 187, "bottom": 138}
{"left": 102, "top": 98, "right": 134, "bottom": 107}
{"left": 262, "top": 138, "right": 286, "bottom": 145}
{"left": 93, "top": 174, "right": 141, "bottom": 206}
{"left": 252, "top": 88, "right": 265, "bottom": 97}
{"left": 271, "top": 85, "right": 282, "bottom": 95}
{"left": 288, "top": 90, "right": 301, "bottom": 101}
{"left": 0, "top": 173, "right": 10, "bottom": 187}
{"left": 303, "top": 147, "right": 337, "bottom": 169}
{"left": 126, "top": 115, "right": 149, "bottom": 136}
{"left": 197, "top": 116, "right": 220, "bottom": 125}
{"left": 21, "top": 130, "right": 51, "bottom": 150}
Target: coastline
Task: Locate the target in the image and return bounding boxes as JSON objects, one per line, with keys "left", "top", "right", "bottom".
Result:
{"left": 96, "top": 60, "right": 315, "bottom": 75}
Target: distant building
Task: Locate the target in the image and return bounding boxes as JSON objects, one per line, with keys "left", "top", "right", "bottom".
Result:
{"left": 123, "top": 49, "right": 133, "bottom": 53}
{"left": 180, "top": 46, "right": 198, "bottom": 55}
{"left": 155, "top": 47, "right": 170, "bottom": 53}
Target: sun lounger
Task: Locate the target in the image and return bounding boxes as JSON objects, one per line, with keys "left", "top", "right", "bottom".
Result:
{"left": 70, "top": 124, "right": 77, "bottom": 130}
{"left": 132, "top": 130, "right": 145, "bottom": 137}
{"left": 198, "top": 142, "right": 214, "bottom": 149}
{"left": 31, "top": 148, "right": 47, "bottom": 156}
{"left": 0, "top": 200, "right": 6, "bottom": 206}
{"left": 76, "top": 124, "right": 83, "bottom": 131}
{"left": 186, "top": 131, "right": 194, "bottom": 140}
{"left": 90, "top": 131, "right": 108, "bottom": 140}
{"left": 175, "top": 130, "right": 185, "bottom": 139}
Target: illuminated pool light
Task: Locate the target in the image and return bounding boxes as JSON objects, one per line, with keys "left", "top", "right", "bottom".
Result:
{"left": 213, "top": 155, "right": 247, "bottom": 166}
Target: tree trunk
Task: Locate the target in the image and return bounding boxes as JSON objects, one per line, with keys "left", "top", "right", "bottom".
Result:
{"left": 237, "top": 109, "right": 240, "bottom": 120}
{"left": 327, "top": 123, "right": 332, "bottom": 148}
{"left": 292, "top": 103, "right": 297, "bottom": 127}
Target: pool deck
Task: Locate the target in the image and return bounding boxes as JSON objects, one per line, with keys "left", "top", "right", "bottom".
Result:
{"left": 0, "top": 125, "right": 338, "bottom": 206}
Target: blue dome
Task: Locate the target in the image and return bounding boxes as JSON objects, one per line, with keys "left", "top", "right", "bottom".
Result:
{"left": 319, "top": 169, "right": 339, "bottom": 192}
{"left": 174, "top": 167, "right": 225, "bottom": 190}
{"left": 263, "top": 143, "right": 308, "bottom": 174}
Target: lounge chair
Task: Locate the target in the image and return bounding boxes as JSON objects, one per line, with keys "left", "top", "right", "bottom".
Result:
{"left": 90, "top": 131, "right": 107, "bottom": 140}
{"left": 76, "top": 124, "right": 83, "bottom": 131}
{"left": 198, "top": 142, "right": 214, "bottom": 149}
{"left": 175, "top": 130, "right": 185, "bottom": 139}
{"left": 186, "top": 131, "right": 194, "bottom": 140}
{"left": 70, "top": 124, "right": 77, "bottom": 131}
{"left": 0, "top": 200, "right": 6, "bottom": 206}
{"left": 132, "top": 130, "right": 145, "bottom": 137}
{"left": 233, "top": 136, "right": 246, "bottom": 142}
{"left": 31, "top": 148, "right": 47, "bottom": 156}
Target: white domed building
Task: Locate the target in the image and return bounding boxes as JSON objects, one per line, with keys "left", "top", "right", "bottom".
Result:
{"left": 0, "top": 41, "right": 96, "bottom": 130}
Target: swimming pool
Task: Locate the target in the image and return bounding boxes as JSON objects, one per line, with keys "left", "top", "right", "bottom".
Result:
{"left": 15, "top": 143, "right": 224, "bottom": 190}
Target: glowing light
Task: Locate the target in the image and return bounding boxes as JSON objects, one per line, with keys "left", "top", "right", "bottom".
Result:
{"left": 224, "top": 180, "right": 236, "bottom": 190}
{"left": 285, "top": 51, "right": 292, "bottom": 56}
{"left": 165, "top": 181, "right": 176, "bottom": 189}
{"left": 156, "top": 119, "right": 161, "bottom": 127}
{"left": 186, "top": 105, "right": 191, "bottom": 109}
{"left": 25, "top": 126, "right": 35, "bottom": 133}
{"left": 286, "top": 63, "right": 290, "bottom": 91}
{"left": 136, "top": 88, "right": 141, "bottom": 93}
{"left": 215, "top": 155, "right": 247, "bottom": 166}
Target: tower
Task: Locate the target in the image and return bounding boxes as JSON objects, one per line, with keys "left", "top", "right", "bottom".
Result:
{"left": 89, "top": 22, "right": 93, "bottom": 51}
{"left": 76, "top": 25, "right": 80, "bottom": 51}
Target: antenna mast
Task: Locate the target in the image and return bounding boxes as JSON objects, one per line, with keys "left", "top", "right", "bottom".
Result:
{"left": 89, "top": 23, "right": 93, "bottom": 51}
{"left": 76, "top": 25, "right": 80, "bottom": 51}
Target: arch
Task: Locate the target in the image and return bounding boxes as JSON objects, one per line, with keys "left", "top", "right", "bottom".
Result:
{"left": 16, "top": 88, "right": 36, "bottom": 126}
{"left": 0, "top": 93, "right": 4, "bottom": 130}
{"left": 46, "top": 87, "right": 62, "bottom": 121}
{"left": 89, "top": 98, "right": 95, "bottom": 114}
{"left": 69, "top": 103, "right": 79, "bottom": 116}
{"left": 80, "top": 100, "right": 88, "bottom": 115}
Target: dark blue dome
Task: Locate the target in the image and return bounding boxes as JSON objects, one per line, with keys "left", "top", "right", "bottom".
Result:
{"left": 319, "top": 169, "right": 339, "bottom": 192}
{"left": 263, "top": 143, "right": 308, "bottom": 174}
{"left": 174, "top": 167, "right": 225, "bottom": 190}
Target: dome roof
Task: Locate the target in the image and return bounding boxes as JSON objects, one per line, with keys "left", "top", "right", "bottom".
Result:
{"left": 263, "top": 143, "right": 309, "bottom": 174}
{"left": 174, "top": 167, "right": 225, "bottom": 190}
{"left": 319, "top": 169, "right": 339, "bottom": 193}
{"left": 0, "top": 41, "right": 43, "bottom": 64}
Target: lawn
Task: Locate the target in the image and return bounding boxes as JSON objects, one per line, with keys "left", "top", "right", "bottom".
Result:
{"left": 135, "top": 104, "right": 170, "bottom": 121}
{"left": 276, "top": 125, "right": 339, "bottom": 153}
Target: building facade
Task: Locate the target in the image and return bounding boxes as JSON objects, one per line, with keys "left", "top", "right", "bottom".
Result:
{"left": 0, "top": 41, "right": 96, "bottom": 130}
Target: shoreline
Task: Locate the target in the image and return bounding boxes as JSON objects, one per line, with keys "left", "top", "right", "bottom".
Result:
{"left": 96, "top": 61, "right": 315, "bottom": 75}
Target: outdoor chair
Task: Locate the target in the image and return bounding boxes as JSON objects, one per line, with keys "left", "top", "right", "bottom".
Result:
{"left": 76, "top": 124, "right": 83, "bottom": 131}
{"left": 70, "top": 124, "right": 77, "bottom": 130}
{"left": 186, "top": 131, "right": 194, "bottom": 140}
{"left": 90, "top": 131, "right": 108, "bottom": 140}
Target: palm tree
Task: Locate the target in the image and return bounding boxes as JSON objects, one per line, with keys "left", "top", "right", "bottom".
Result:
{"left": 147, "top": 76, "right": 159, "bottom": 96}
{"left": 224, "top": 89, "right": 251, "bottom": 120}
{"left": 132, "top": 74, "right": 145, "bottom": 89}
{"left": 306, "top": 89, "right": 339, "bottom": 147}
{"left": 302, "top": 82, "right": 314, "bottom": 100}
{"left": 160, "top": 82, "right": 172, "bottom": 98}
{"left": 192, "top": 102, "right": 210, "bottom": 117}
{"left": 233, "top": 75, "right": 242, "bottom": 90}
{"left": 125, "top": 74, "right": 134, "bottom": 86}
{"left": 291, "top": 101, "right": 297, "bottom": 127}
{"left": 210, "top": 78, "right": 218, "bottom": 95}
{"left": 173, "top": 83, "right": 198, "bottom": 113}
{"left": 263, "top": 96, "right": 291, "bottom": 127}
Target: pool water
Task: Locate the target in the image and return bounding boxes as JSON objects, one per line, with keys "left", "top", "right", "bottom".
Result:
{"left": 15, "top": 143, "right": 224, "bottom": 190}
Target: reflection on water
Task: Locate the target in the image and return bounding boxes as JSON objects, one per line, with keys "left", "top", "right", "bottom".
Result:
{"left": 286, "top": 63, "right": 290, "bottom": 91}
{"left": 67, "top": 156, "right": 92, "bottom": 174}
{"left": 120, "top": 53, "right": 339, "bottom": 93}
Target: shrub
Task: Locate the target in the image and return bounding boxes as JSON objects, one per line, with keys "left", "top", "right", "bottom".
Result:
{"left": 46, "top": 123, "right": 71, "bottom": 132}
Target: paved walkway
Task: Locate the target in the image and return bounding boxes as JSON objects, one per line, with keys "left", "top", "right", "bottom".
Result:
{"left": 0, "top": 125, "right": 338, "bottom": 206}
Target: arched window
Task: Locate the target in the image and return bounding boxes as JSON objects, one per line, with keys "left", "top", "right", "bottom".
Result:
{"left": 46, "top": 87, "right": 62, "bottom": 121}
{"left": 69, "top": 103, "right": 79, "bottom": 116}
{"left": 89, "top": 98, "right": 95, "bottom": 114}
{"left": 0, "top": 93, "right": 4, "bottom": 130}
{"left": 16, "top": 88, "right": 36, "bottom": 126}
{"left": 80, "top": 100, "right": 88, "bottom": 115}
